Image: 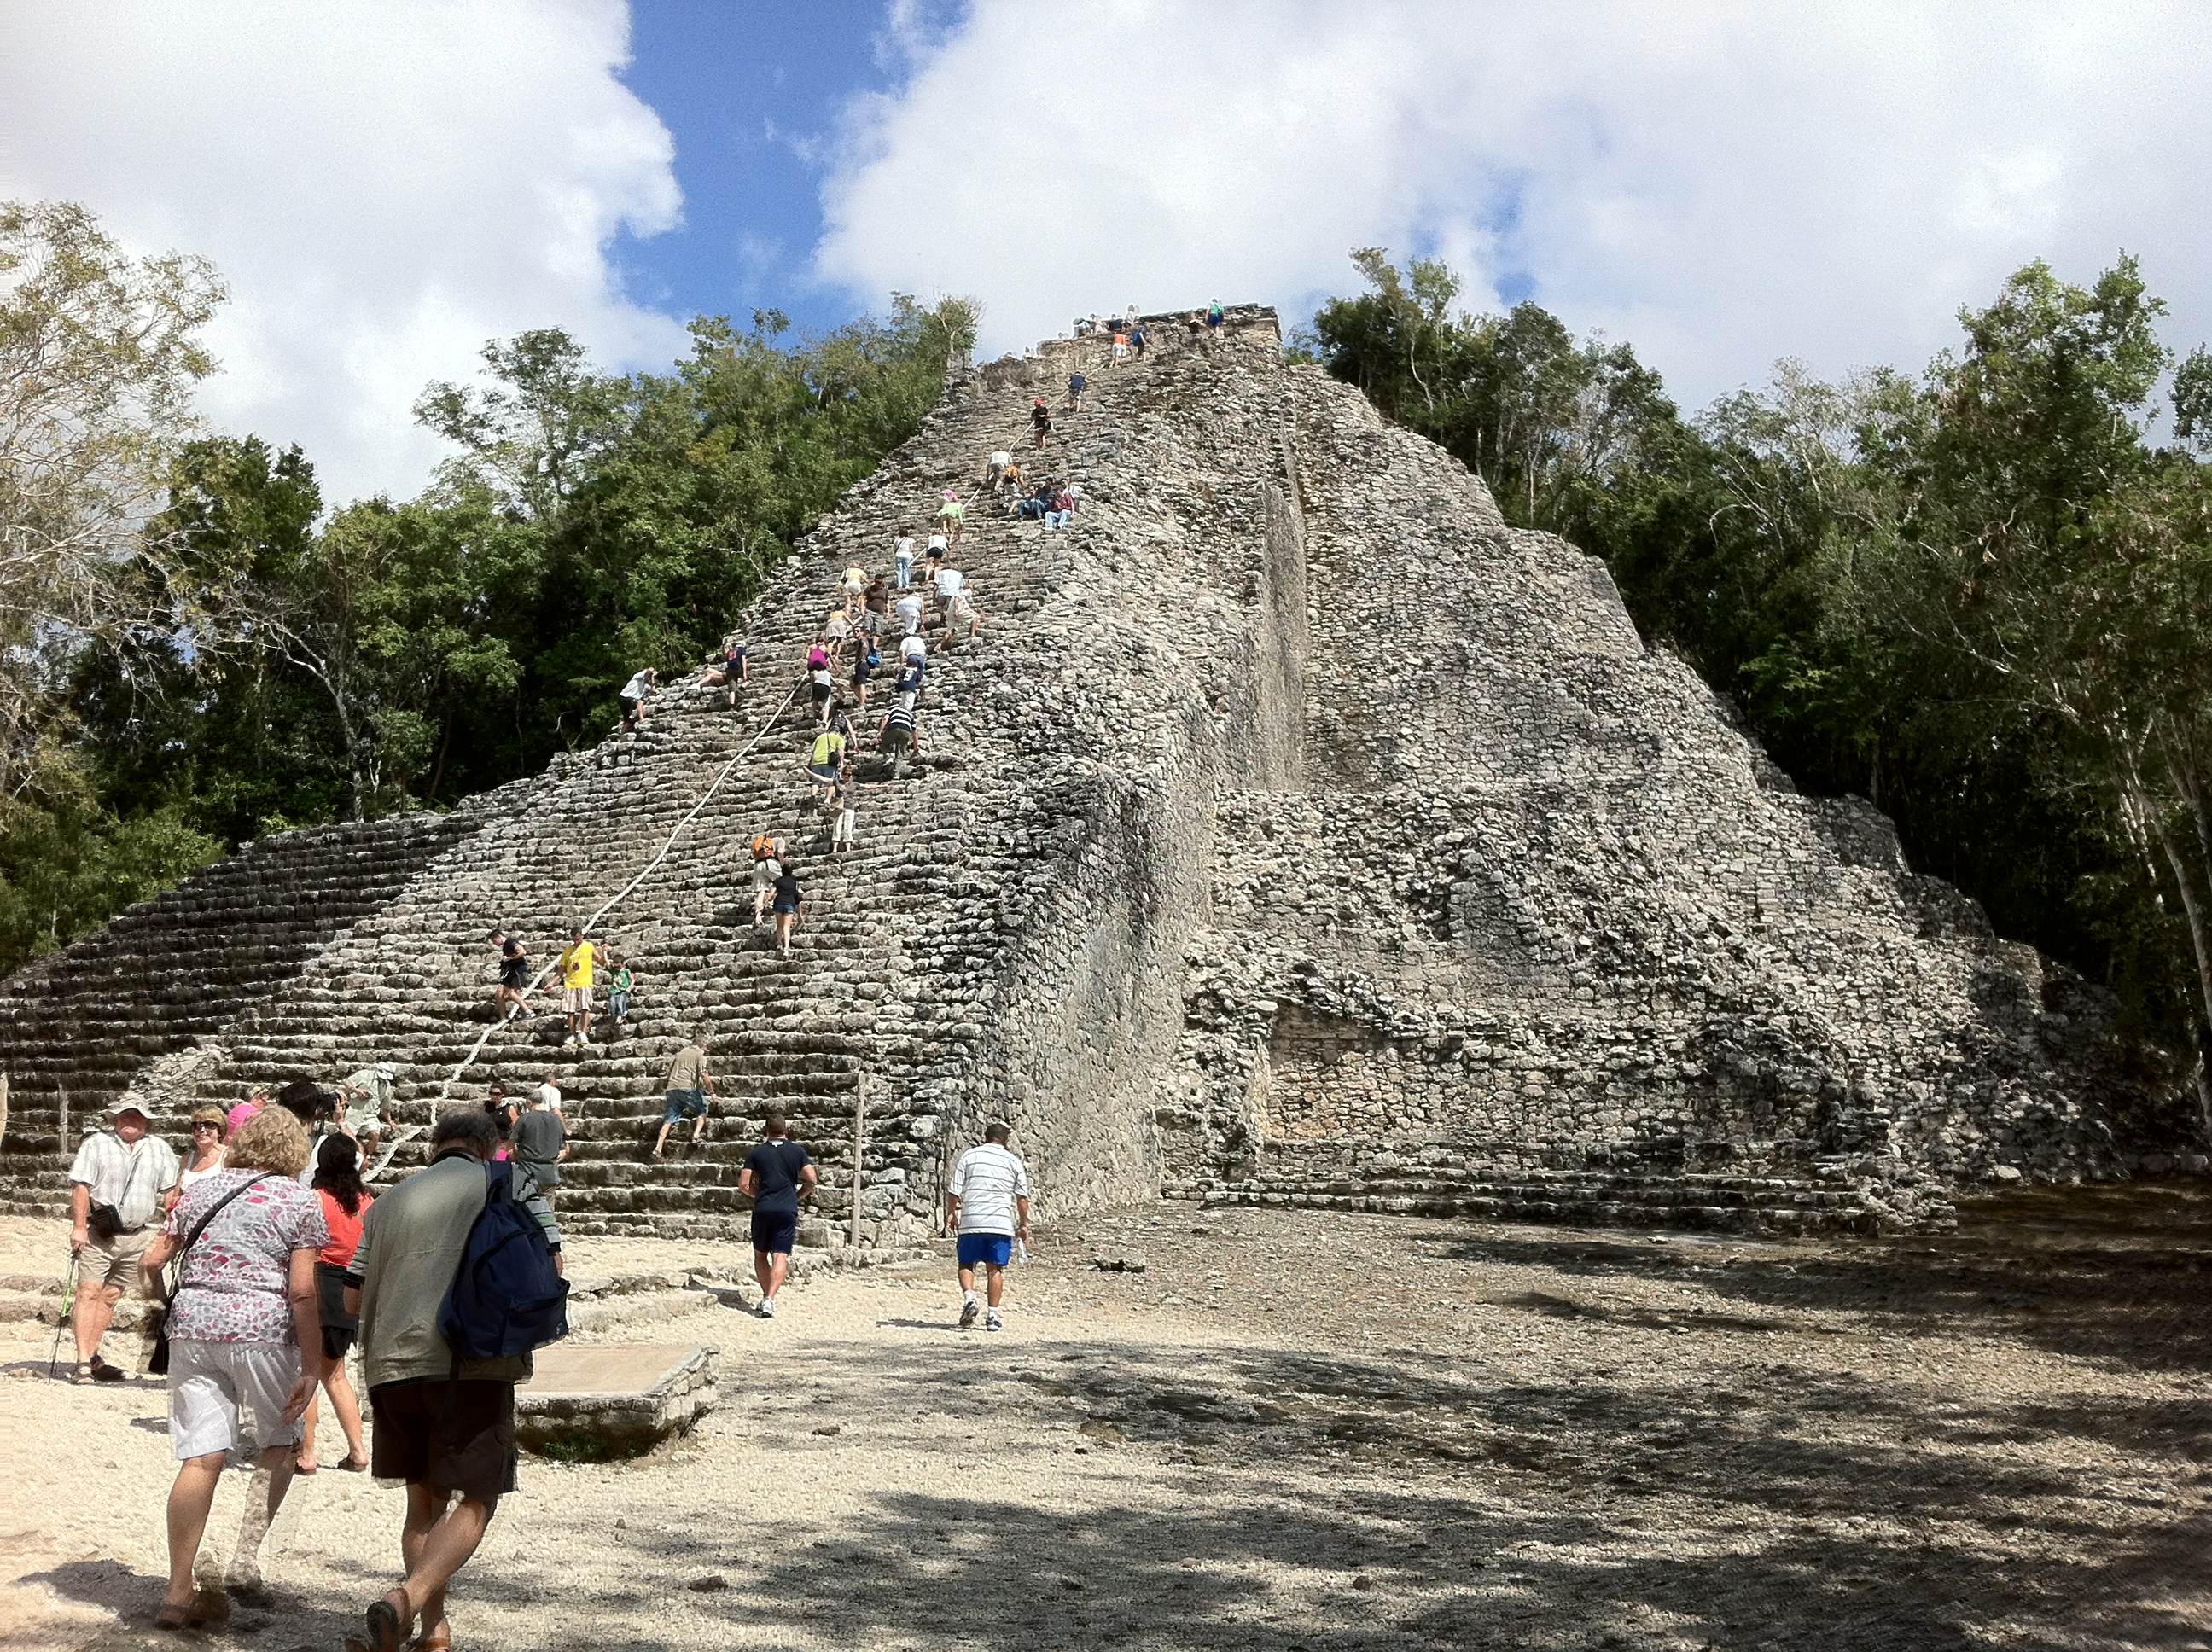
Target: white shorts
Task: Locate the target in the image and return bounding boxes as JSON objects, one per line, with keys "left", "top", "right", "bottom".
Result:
{"left": 833, "top": 810, "right": 857, "bottom": 843}
{"left": 168, "top": 1338, "right": 303, "bottom": 1462}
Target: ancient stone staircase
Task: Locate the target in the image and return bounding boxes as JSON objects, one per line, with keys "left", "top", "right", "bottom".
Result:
{"left": 0, "top": 305, "right": 2177, "bottom": 1239}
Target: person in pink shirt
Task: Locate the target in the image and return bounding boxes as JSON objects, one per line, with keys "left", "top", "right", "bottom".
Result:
{"left": 225, "top": 1086, "right": 269, "bottom": 1138}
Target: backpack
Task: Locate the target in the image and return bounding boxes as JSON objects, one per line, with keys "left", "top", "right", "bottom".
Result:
{"left": 753, "top": 833, "right": 774, "bottom": 861}
{"left": 436, "top": 1161, "right": 569, "bottom": 1363}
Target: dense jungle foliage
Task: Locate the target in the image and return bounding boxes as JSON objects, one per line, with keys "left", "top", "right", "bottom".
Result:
{"left": 1303, "top": 247, "right": 2212, "bottom": 1070}
{"left": 0, "top": 200, "right": 974, "bottom": 973}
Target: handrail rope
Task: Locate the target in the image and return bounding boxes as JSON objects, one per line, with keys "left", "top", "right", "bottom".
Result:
{"left": 365, "top": 676, "right": 803, "bottom": 1179}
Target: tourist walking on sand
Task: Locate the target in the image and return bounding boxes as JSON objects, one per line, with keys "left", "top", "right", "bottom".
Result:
{"left": 738, "top": 1110, "right": 816, "bottom": 1317}
{"left": 139, "top": 1106, "right": 324, "bottom": 1627}
{"left": 618, "top": 666, "right": 655, "bottom": 734}
{"left": 67, "top": 1099, "right": 179, "bottom": 1384}
{"left": 167, "top": 1108, "right": 229, "bottom": 1213}
{"left": 344, "top": 1108, "right": 544, "bottom": 1652}
{"left": 946, "top": 1122, "right": 1031, "bottom": 1332}
{"left": 298, "top": 1134, "right": 372, "bottom": 1477}
{"left": 653, "top": 1032, "right": 716, "bottom": 1159}
{"left": 556, "top": 928, "right": 597, "bottom": 1050}
{"left": 770, "top": 859, "right": 805, "bottom": 956}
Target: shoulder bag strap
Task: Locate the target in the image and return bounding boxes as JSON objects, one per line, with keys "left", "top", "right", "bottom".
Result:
{"left": 167, "top": 1173, "right": 271, "bottom": 1295}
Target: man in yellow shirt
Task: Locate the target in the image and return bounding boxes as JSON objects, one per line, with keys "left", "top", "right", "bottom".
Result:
{"left": 557, "top": 928, "right": 598, "bottom": 1050}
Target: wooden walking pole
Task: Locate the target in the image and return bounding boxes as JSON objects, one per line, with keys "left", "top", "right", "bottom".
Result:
{"left": 849, "top": 1072, "right": 866, "bottom": 1251}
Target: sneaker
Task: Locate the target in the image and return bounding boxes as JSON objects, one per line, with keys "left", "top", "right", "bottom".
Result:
{"left": 958, "top": 1298, "right": 979, "bottom": 1329}
{"left": 757, "top": 1296, "right": 777, "bottom": 1318}
{"left": 985, "top": 1310, "right": 1004, "bottom": 1332}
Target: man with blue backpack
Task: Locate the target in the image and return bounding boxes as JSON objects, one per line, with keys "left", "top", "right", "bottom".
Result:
{"left": 344, "top": 1108, "right": 568, "bottom": 1652}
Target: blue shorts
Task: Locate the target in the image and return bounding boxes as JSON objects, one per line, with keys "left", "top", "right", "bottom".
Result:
{"left": 662, "top": 1087, "right": 705, "bottom": 1123}
{"left": 957, "top": 1233, "right": 1013, "bottom": 1269}
{"left": 751, "top": 1207, "right": 797, "bottom": 1254}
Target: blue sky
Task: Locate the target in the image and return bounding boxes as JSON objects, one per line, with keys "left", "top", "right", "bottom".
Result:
{"left": 610, "top": 1, "right": 912, "bottom": 340}
{"left": 6, "top": 0, "right": 2209, "bottom": 502}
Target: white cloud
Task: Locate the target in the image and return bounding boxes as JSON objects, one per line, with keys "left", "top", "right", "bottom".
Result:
{"left": 0, "top": 0, "right": 685, "bottom": 503}
{"left": 817, "top": 0, "right": 2212, "bottom": 414}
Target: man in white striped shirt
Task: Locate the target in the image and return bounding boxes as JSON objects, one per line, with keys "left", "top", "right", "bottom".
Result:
{"left": 945, "top": 1124, "right": 1031, "bottom": 1333}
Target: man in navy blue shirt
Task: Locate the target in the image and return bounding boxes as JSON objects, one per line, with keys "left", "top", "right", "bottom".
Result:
{"left": 738, "top": 1112, "right": 816, "bottom": 1318}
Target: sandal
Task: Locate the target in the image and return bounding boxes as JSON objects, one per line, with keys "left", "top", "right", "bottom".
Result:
{"left": 295, "top": 1458, "right": 318, "bottom": 1475}
{"left": 70, "top": 1362, "right": 96, "bottom": 1386}
{"left": 89, "top": 1353, "right": 127, "bottom": 1382}
{"left": 366, "top": 1585, "right": 414, "bottom": 1652}
{"left": 154, "top": 1601, "right": 193, "bottom": 1632}
{"left": 409, "top": 1626, "right": 452, "bottom": 1652}
{"left": 334, "top": 1452, "right": 370, "bottom": 1473}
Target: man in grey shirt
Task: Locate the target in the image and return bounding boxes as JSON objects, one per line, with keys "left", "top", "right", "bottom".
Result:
{"left": 67, "top": 1100, "right": 178, "bottom": 1382}
{"left": 342, "top": 1109, "right": 528, "bottom": 1652}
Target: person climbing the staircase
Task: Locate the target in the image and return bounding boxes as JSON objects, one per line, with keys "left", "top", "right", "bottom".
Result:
{"left": 806, "top": 725, "right": 848, "bottom": 800}
{"left": 1030, "top": 397, "right": 1052, "bottom": 449}
{"left": 840, "top": 561, "right": 868, "bottom": 614}
{"left": 983, "top": 448, "right": 1012, "bottom": 493}
{"left": 1067, "top": 369, "right": 1086, "bottom": 412}
{"left": 895, "top": 586, "right": 926, "bottom": 640}
{"left": 1207, "top": 299, "right": 1225, "bottom": 342}
{"left": 925, "top": 529, "right": 948, "bottom": 580}
{"left": 933, "top": 556, "right": 966, "bottom": 632}
{"left": 618, "top": 666, "right": 656, "bottom": 734}
{"left": 862, "top": 574, "right": 891, "bottom": 642}
{"left": 751, "top": 831, "right": 786, "bottom": 926}
{"left": 877, "top": 695, "right": 921, "bottom": 780}
{"left": 946, "top": 1122, "right": 1031, "bottom": 1333}
{"left": 937, "top": 488, "right": 965, "bottom": 547}
{"left": 701, "top": 635, "right": 748, "bottom": 708}
{"left": 556, "top": 928, "right": 597, "bottom": 1050}
{"left": 768, "top": 860, "right": 805, "bottom": 957}
{"left": 830, "top": 762, "right": 862, "bottom": 854}
{"left": 1110, "top": 327, "right": 1128, "bottom": 365}
{"left": 1130, "top": 321, "right": 1148, "bottom": 359}
{"left": 894, "top": 531, "right": 916, "bottom": 588}
{"left": 806, "top": 649, "right": 835, "bottom": 728}
{"left": 652, "top": 1031, "right": 716, "bottom": 1160}
{"left": 852, "top": 637, "right": 881, "bottom": 708}
{"left": 997, "top": 454, "right": 1022, "bottom": 503}
{"left": 490, "top": 930, "right": 532, "bottom": 1023}
{"left": 738, "top": 1110, "right": 816, "bottom": 1317}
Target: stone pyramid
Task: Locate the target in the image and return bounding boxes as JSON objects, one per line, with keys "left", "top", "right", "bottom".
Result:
{"left": 0, "top": 309, "right": 2173, "bottom": 1241}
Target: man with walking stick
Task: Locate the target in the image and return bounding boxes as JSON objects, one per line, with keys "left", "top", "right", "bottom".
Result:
{"left": 65, "top": 1100, "right": 178, "bottom": 1382}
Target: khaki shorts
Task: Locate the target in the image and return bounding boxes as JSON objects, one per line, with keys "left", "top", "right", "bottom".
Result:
{"left": 85, "top": 1224, "right": 153, "bottom": 1291}
{"left": 562, "top": 986, "right": 592, "bottom": 1014}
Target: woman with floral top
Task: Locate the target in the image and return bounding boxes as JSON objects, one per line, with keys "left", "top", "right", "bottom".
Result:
{"left": 138, "top": 1106, "right": 327, "bottom": 1630}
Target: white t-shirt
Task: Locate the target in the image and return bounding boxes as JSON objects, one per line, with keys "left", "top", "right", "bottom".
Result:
{"left": 899, "top": 635, "right": 927, "bottom": 664}
{"left": 620, "top": 670, "right": 653, "bottom": 701}
{"left": 927, "top": 533, "right": 948, "bottom": 553}
{"left": 988, "top": 450, "right": 1010, "bottom": 469}
{"left": 950, "top": 1143, "right": 1031, "bottom": 1235}
{"left": 894, "top": 536, "right": 915, "bottom": 562}
{"left": 535, "top": 1083, "right": 562, "bottom": 1112}
{"left": 934, "top": 569, "right": 964, "bottom": 599}
{"left": 894, "top": 595, "right": 924, "bottom": 629}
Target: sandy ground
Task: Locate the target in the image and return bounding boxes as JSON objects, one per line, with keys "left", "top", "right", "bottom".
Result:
{"left": 0, "top": 1184, "right": 2207, "bottom": 1652}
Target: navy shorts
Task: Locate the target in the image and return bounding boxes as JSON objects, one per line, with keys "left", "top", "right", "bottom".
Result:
{"left": 957, "top": 1232, "right": 1013, "bottom": 1269}
{"left": 663, "top": 1087, "right": 706, "bottom": 1123}
{"left": 751, "top": 1207, "right": 797, "bottom": 1254}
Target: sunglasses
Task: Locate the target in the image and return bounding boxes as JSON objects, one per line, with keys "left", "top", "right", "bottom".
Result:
{"left": 193, "top": 1123, "right": 220, "bottom": 1132}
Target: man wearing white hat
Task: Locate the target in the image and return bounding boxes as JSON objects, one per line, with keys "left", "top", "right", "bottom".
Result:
{"left": 67, "top": 1100, "right": 179, "bottom": 1382}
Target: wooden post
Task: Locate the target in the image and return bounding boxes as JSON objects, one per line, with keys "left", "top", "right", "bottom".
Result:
{"left": 56, "top": 1081, "right": 67, "bottom": 1153}
{"left": 849, "top": 1072, "right": 866, "bottom": 1251}
{"left": 0, "top": 1071, "right": 9, "bottom": 1148}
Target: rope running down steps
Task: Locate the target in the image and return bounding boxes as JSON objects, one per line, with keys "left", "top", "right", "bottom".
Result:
{"left": 366, "top": 678, "right": 803, "bottom": 1181}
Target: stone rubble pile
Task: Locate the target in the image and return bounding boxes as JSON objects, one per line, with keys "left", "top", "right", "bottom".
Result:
{"left": 0, "top": 305, "right": 2192, "bottom": 1240}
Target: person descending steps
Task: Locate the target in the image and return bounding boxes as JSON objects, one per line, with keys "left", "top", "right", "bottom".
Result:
{"left": 556, "top": 928, "right": 597, "bottom": 1050}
